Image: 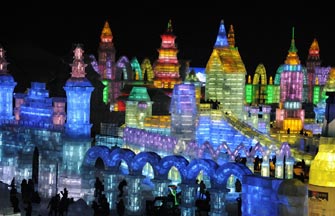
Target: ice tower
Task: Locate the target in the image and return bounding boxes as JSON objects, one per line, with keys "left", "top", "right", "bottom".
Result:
{"left": 0, "top": 45, "right": 16, "bottom": 122}
{"left": 96, "top": 21, "right": 121, "bottom": 110}
{"left": 61, "top": 45, "right": 94, "bottom": 199}
{"left": 205, "top": 20, "right": 246, "bottom": 118}
{"left": 98, "top": 21, "right": 116, "bottom": 80}
{"left": 309, "top": 91, "right": 335, "bottom": 215}
{"left": 306, "top": 39, "right": 321, "bottom": 103}
{"left": 125, "top": 87, "right": 152, "bottom": 129}
{"left": 153, "top": 19, "right": 181, "bottom": 89}
{"left": 63, "top": 45, "right": 94, "bottom": 138}
{"left": 275, "top": 28, "right": 305, "bottom": 132}
{"left": 170, "top": 83, "right": 197, "bottom": 143}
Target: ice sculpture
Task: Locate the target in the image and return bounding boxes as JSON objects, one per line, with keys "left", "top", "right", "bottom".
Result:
{"left": 63, "top": 44, "right": 94, "bottom": 138}
{"left": 306, "top": 38, "right": 321, "bottom": 103}
{"left": 125, "top": 87, "right": 152, "bottom": 129}
{"left": 205, "top": 20, "right": 246, "bottom": 118}
{"left": 153, "top": 19, "right": 181, "bottom": 89}
{"left": 275, "top": 27, "right": 305, "bottom": 132}
{"left": 170, "top": 83, "right": 197, "bottom": 143}
{"left": 0, "top": 45, "right": 16, "bottom": 122}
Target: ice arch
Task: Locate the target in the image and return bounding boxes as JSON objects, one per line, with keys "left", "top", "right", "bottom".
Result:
{"left": 157, "top": 155, "right": 189, "bottom": 180}
{"left": 185, "top": 159, "right": 218, "bottom": 183}
{"left": 131, "top": 151, "right": 161, "bottom": 176}
{"left": 107, "top": 148, "right": 135, "bottom": 171}
{"left": 115, "top": 56, "right": 133, "bottom": 81}
{"left": 214, "top": 162, "right": 253, "bottom": 187}
{"left": 83, "top": 146, "right": 111, "bottom": 167}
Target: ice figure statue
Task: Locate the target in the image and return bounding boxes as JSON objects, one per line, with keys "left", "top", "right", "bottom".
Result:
{"left": 60, "top": 44, "right": 94, "bottom": 200}
{"left": 0, "top": 45, "right": 17, "bottom": 122}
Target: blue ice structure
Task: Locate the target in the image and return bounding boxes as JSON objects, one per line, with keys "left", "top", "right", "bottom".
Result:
{"left": 64, "top": 45, "right": 94, "bottom": 138}
{"left": 170, "top": 83, "right": 197, "bottom": 143}
{"left": 59, "top": 44, "right": 94, "bottom": 199}
{"left": 0, "top": 45, "right": 16, "bottom": 122}
{"left": 214, "top": 19, "right": 229, "bottom": 48}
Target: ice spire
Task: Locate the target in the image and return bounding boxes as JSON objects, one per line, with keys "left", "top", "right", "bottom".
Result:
{"left": 309, "top": 38, "right": 320, "bottom": 56}
{"left": 214, "top": 19, "right": 229, "bottom": 48}
{"left": 70, "top": 44, "right": 87, "bottom": 78}
{"left": 0, "top": 44, "right": 9, "bottom": 74}
{"left": 100, "top": 21, "right": 113, "bottom": 43}
{"left": 289, "top": 27, "right": 298, "bottom": 53}
{"left": 167, "top": 19, "right": 173, "bottom": 33}
{"left": 228, "top": 24, "right": 235, "bottom": 48}
{"left": 285, "top": 27, "right": 300, "bottom": 65}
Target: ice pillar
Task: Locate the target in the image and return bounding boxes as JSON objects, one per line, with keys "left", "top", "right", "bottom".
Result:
{"left": 246, "top": 157, "right": 254, "bottom": 173}
{"left": 38, "top": 157, "right": 58, "bottom": 198}
{"left": 261, "top": 159, "right": 270, "bottom": 177}
{"left": 125, "top": 175, "right": 145, "bottom": 215}
{"left": 103, "top": 170, "right": 120, "bottom": 211}
{"left": 208, "top": 188, "right": 228, "bottom": 216}
{"left": 285, "top": 157, "right": 294, "bottom": 179}
{"left": 179, "top": 183, "right": 197, "bottom": 216}
{"left": 151, "top": 179, "right": 171, "bottom": 197}
{"left": 275, "top": 158, "right": 284, "bottom": 179}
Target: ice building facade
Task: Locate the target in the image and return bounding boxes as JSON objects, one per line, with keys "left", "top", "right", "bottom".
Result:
{"left": 0, "top": 19, "right": 321, "bottom": 215}
{"left": 0, "top": 45, "right": 94, "bottom": 200}
{"left": 205, "top": 21, "right": 246, "bottom": 119}
{"left": 275, "top": 28, "right": 305, "bottom": 132}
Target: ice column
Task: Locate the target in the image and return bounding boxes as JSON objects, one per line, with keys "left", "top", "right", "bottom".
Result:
{"left": 208, "top": 188, "right": 228, "bottom": 216}
{"left": 261, "top": 158, "right": 270, "bottom": 177}
{"left": 179, "top": 183, "right": 197, "bottom": 216}
{"left": 38, "top": 157, "right": 58, "bottom": 198}
{"left": 275, "top": 157, "right": 284, "bottom": 179}
{"left": 103, "top": 170, "right": 120, "bottom": 211}
{"left": 246, "top": 157, "right": 254, "bottom": 173}
{"left": 125, "top": 175, "right": 145, "bottom": 215}
{"left": 151, "top": 179, "right": 171, "bottom": 197}
{"left": 285, "top": 157, "right": 294, "bottom": 179}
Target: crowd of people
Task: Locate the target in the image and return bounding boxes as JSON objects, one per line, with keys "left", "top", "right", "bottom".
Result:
{"left": 9, "top": 177, "right": 41, "bottom": 216}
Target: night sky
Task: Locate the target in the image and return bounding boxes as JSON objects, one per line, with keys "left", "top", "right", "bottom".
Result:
{"left": 1, "top": 7, "right": 335, "bottom": 78}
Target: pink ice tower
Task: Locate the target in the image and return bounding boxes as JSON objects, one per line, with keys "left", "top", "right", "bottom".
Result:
{"left": 275, "top": 28, "right": 305, "bottom": 132}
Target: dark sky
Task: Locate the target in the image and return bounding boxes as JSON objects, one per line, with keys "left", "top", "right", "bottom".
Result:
{"left": 1, "top": 7, "right": 335, "bottom": 78}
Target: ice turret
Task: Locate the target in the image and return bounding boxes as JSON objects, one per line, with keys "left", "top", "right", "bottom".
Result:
{"left": 63, "top": 44, "right": 94, "bottom": 138}
{"left": 0, "top": 45, "right": 17, "bottom": 122}
{"left": 153, "top": 19, "right": 181, "bottom": 89}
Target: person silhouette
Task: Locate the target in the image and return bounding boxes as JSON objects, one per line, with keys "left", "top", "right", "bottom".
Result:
{"left": 118, "top": 179, "right": 127, "bottom": 198}
{"left": 199, "top": 181, "right": 206, "bottom": 199}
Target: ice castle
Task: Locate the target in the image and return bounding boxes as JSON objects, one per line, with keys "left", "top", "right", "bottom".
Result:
{"left": 0, "top": 19, "right": 328, "bottom": 215}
